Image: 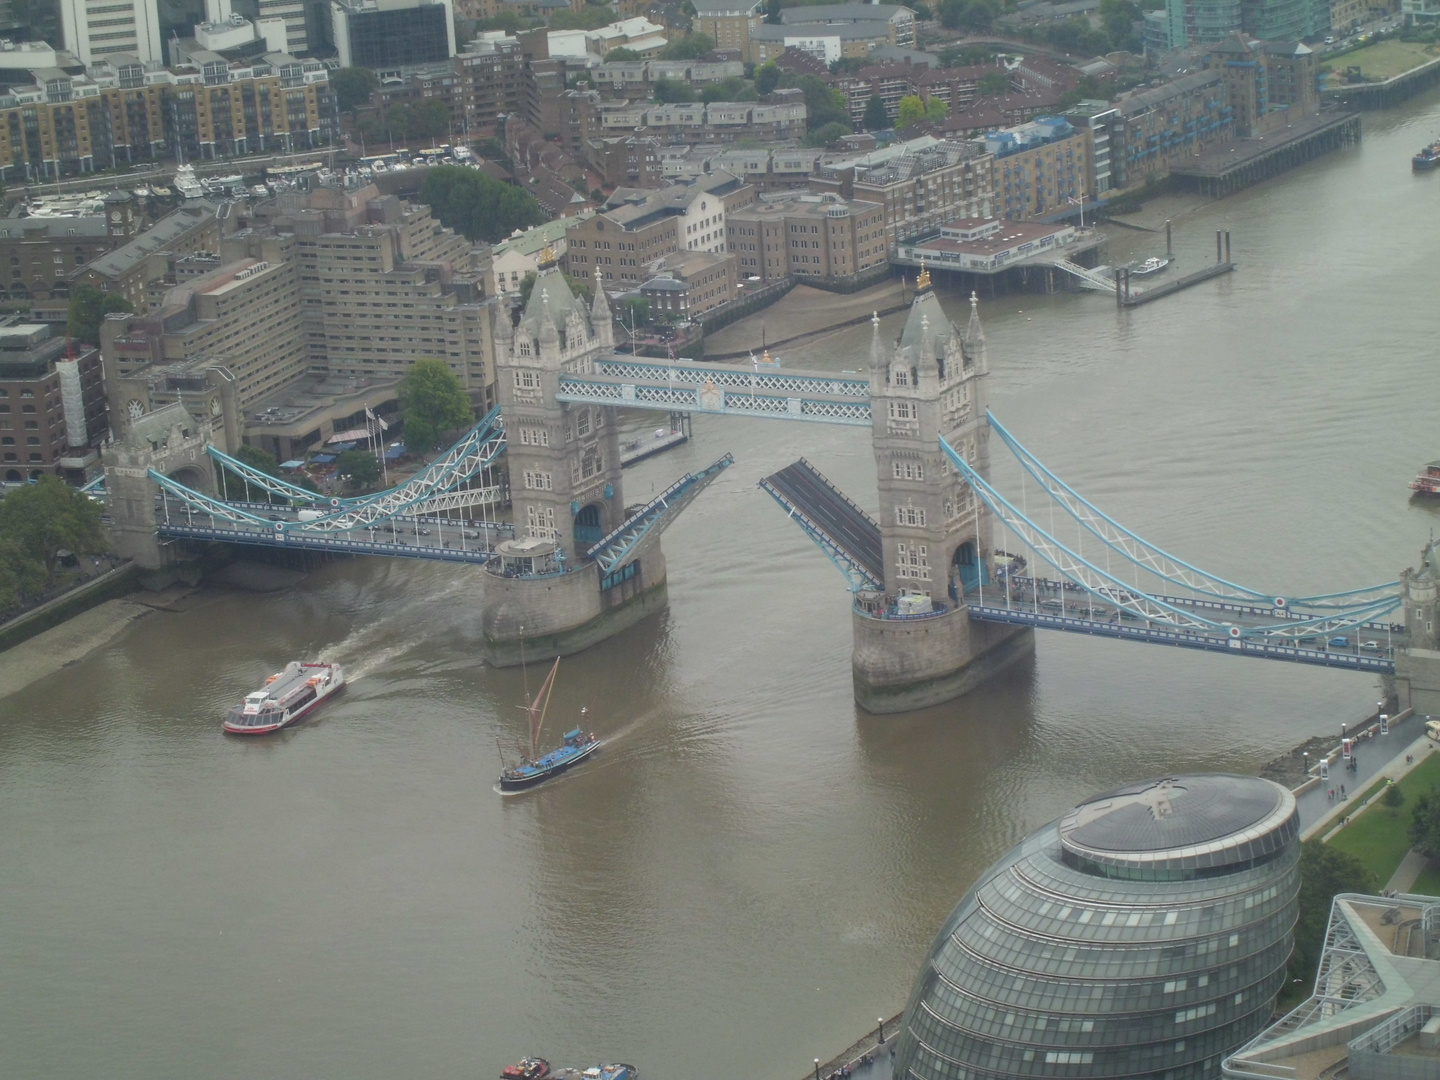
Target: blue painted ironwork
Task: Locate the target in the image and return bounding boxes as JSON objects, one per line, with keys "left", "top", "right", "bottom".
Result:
{"left": 585, "top": 453, "right": 734, "bottom": 573}
{"left": 556, "top": 377, "right": 871, "bottom": 426}
{"left": 590, "top": 357, "right": 870, "bottom": 398}
{"left": 939, "top": 433, "right": 1403, "bottom": 649}
{"left": 156, "top": 521, "right": 498, "bottom": 563}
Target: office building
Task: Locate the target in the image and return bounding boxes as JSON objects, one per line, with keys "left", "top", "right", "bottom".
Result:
{"left": 564, "top": 172, "right": 754, "bottom": 287}
{"left": 60, "top": 0, "right": 163, "bottom": 65}
{"left": 724, "top": 190, "right": 886, "bottom": 282}
{"left": 893, "top": 774, "right": 1301, "bottom": 1080}
{"left": 0, "top": 323, "right": 106, "bottom": 482}
{"left": 328, "top": 0, "right": 456, "bottom": 69}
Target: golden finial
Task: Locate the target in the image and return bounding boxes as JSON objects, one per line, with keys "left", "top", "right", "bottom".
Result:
{"left": 762, "top": 348, "right": 772, "bottom": 365}
{"left": 916, "top": 259, "right": 931, "bottom": 292}
{"left": 538, "top": 241, "right": 557, "bottom": 269}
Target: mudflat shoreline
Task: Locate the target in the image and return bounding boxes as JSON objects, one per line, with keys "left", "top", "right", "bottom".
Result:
{"left": 0, "top": 598, "right": 151, "bottom": 700}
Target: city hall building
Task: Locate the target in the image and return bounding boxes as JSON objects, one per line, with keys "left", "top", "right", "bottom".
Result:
{"left": 893, "top": 774, "right": 1301, "bottom": 1080}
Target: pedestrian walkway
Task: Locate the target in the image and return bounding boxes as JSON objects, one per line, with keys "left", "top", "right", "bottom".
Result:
{"left": 1387, "top": 848, "right": 1433, "bottom": 893}
{"left": 1297, "top": 711, "right": 1426, "bottom": 840}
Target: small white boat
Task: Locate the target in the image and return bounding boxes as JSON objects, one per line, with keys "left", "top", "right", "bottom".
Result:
{"left": 1129, "top": 255, "right": 1172, "bottom": 277}
{"left": 132, "top": 185, "right": 151, "bottom": 197}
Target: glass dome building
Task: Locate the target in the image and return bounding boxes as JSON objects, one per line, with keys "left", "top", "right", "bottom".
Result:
{"left": 893, "top": 774, "right": 1301, "bottom": 1080}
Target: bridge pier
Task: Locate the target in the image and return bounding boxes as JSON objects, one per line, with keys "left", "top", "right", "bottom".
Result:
{"left": 852, "top": 606, "right": 1032, "bottom": 713}
{"left": 481, "top": 549, "right": 668, "bottom": 666}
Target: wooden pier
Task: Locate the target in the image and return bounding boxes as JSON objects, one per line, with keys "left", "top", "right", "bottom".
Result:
{"left": 1169, "top": 110, "right": 1361, "bottom": 198}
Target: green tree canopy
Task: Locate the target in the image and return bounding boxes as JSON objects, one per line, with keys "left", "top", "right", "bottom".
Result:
{"left": 624, "top": 297, "right": 650, "bottom": 326}
{"left": 938, "top": 0, "right": 998, "bottom": 31}
{"left": 659, "top": 32, "right": 715, "bottom": 59}
{"left": 653, "top": 77, "right": 698, "bottom": 103}
{"left": 549, "top": 7, "right": 614, "bottom": 29}
{"left": 605, "top": 47, "right": 643, "bottom": 61}
{"left": 863, "top": 92, "right": 890, "bottom": 131}
{"left": 701, "top": 77, "right": 759, "bottom": 102}
{"left": 334, "top": 448, "right": 382, "bottom": 490}
{"left": 1289, "top": 841, "right": 1377, "bottom": 991}
{"left": 977, "top": 70, "right": 1010, "bottom": 97}
{"left": 804, "top": 120, "right": 852, "bottom": 147}
{"left": 0, "top": 475, "right": 106, "bottom": 579}
{"left": 1409, "top": 786, "right": 1440, "bottom": 859}
{"left": 331, "top": 66, "right": 378, "bottom": 113}
{"left": 398, "top": 359, "right": 473, "bottom": 455}
{"left": 418, "top": 165, "right": 545, "bottom": 243}
{"left": 66, "top": 283, "right": 134, "bottom": 347}
{"left": 925, "top": 96, "right": 949, "bottom": 123}
{"left": 755, "top": 62, "right": 781, "bottom": 95}
{"left": 895, "top": 94, "right": 927, "bottom": 130}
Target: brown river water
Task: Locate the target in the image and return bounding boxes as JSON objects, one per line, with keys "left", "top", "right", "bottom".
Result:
{"left": 5, "top": 93, "right": 1440, "bottom": 1079}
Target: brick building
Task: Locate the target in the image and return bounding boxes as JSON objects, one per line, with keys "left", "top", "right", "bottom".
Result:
{"left": 640, "top": 249, "right": 737, "bottom": 319}
{"left": 0, "top": 323, "right": 106, "bottom": 483}
{"left": 74, "top": 201, "right": 227, "bottom": 313}
{"left": 974, "top": 116, "right": 1089, "bottom": 220}
{"left": 725, "top": 190, "right": 886, "bottom": 282}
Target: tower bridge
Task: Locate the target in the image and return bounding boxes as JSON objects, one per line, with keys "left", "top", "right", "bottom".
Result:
{"left": 102, "top": 255, "right": 1440, "bottom": 713}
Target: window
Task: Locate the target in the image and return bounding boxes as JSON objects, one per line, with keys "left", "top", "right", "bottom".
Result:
{"left": 513, "top": 370, "right": 537, "bottom": 389}
{"left": 888, "top": 401, "right": 913, "bottom": 420}
{"left": 524, "top": 504, "right": 556, "bottom": 539}
{"left": 576, "top": 409, "right": 590, "bottom": 436}
{"left": 896, "top": 542, "right": 930, "bottom": 580}
{"left": 523, "top": 470, "right": 553, "bottom": 490}
{"left": 518, "top": 426, "right": 549, "bottom": 447}
{"left": 895, "top": 505, "right": 926, "bottom": 527}
{"left": 892, "top": 460, "right": 923, "bottom": 481}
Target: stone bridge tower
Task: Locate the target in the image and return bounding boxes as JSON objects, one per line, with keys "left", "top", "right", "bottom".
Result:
{"left": 102, "top": 402, "right": 215, "bottom": 571}
{"left": 852, "top": 271, "right": 1033, "bottom": 712}
{"left": 483, "top": 255, "right": 668, "bottom": 665}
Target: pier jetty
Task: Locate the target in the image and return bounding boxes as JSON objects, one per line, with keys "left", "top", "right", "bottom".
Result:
{"left": 1170, "top": 110, "right": 1362, "bottom": 197}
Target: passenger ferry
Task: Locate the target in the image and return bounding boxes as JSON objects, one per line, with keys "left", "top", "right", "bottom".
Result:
{"left": 1410, "top": 460, "right": 1440, "bottom": 496}
{"left": 223, "top": 661, "right": 345, "bottom": 734}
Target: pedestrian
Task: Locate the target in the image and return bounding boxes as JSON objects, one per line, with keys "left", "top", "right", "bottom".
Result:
{"left": 1341, "top": 784, "right": 1346, "bottom": 798}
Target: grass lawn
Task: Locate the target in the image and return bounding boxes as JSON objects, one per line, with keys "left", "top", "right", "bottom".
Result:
{"left": 1331, "top": 39, "right": 1440, "bottom": 81}
{"left": 1412, "top": 862, "right": 1440, "bottom": 897}
{"left": 1326, "top": 751, "right": 1440, "bottom": 887}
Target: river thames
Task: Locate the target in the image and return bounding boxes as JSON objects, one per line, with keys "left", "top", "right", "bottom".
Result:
{"left": 5, "top": 95, "right": 1440, "bottom": 1080}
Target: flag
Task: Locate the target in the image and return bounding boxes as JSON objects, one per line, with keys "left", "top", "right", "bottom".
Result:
{"left": 365, "top": 406, "right": 375, "bottom": 419}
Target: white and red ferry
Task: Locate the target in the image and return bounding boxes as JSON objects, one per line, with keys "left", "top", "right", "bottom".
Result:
{"left": 223, "top": 661, "right": 345, "bottom": 734}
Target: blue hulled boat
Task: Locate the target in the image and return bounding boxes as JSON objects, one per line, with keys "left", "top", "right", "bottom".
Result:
{"left": 1414, "top": 140, "right": 1440, "bottom": 170}
{"left": 498, "top": 658, "right": 600, "bottom": 792}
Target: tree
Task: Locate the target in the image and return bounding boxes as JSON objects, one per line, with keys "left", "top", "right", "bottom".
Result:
{"left": 863, "top": 92, "right": 890, "bottom": 131}
{"left": 66, "top": 283, "right": 134, "bottom": 346}
{"left": 659, "top": 32, "right": 715, "bottom": 59}
{"left": 755, "top": 62, "right": 781, "bottom": 96}
{"left": 765, "top": 0, "right": 781, "bottom": 23}
{"left": 0, "top": 475, "right": 106, "bottom": 580}
{"left": 701, "top": 77, "right": 759, "bottom": 102}
{"left": 804, "top": 120, "right": 852, "bottom": 147}
{"left": 829, "top": 56, "right": 871, "bottom": 75}
{"left": 977, "top": 70, "right": 1010, "bottom": 97}
{"left": 895, "top": 94, "right": 927, "bottom": 130}
{"left": 331, "top": 67, "right": 378, "bottom": 114}
{"left": 925, "top": 96, "right": 949, "bottom": 123}
{"left": 780, "top": 73, "right": 850, "bottom": 130}
{"left": 1410, "top": 786, "right": 1440, "bottom": 859}
{"left": 624, "top": 297, "right": 650, "bottom": 326}
{"left": 418, "top": 166, "right": 545, "bottom": 243}
{"left": 334, "top": 448, "right": 381, "bottom": 490}
{"left": 605, "top": 47, "right": 643, "bottom": 61}
{"left": 1288, "top": 841, "right": 1377, "bottom": 991}
{"left": 548, "top": 7, "right": 613, "bottom": 30}
{"left": 912, "top": 1, "right": 934, "bottom": 18}
{"left": 939, "top": 0, "right": 998, "bottom": 31}
{"left": 397, "top": 359, "right": 473, "bottom": 456}
{"left": 0, "top": 535, "right": 47, "bottom": 614}
{"left": 653, "top": 77, "right": 699, "bottom": 103}
{"left": 1384, "top": 782, "right": 1406, "bottom": 809}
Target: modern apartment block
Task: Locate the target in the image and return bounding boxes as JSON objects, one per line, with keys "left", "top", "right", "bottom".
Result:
{"left": 592, "top": 99, "right": 808, "bottom": 146}
{"left": 724, "top": 190, "right": 886, "bottom": 282}
{"left": 1107, "top": 70, "right": 1234, "bottom": 188}
{"left": 564, "top": 172, "right": 754, "bottom": 287}
{"left": 750, "top": 4, "right": 916, "bottom": 64}
{"left": 690, "top": 0, "right": 763, "bottom": 56}
{"left": 0, "top": 323, "right": 106, "bottom": 483}
{"left": 812, "top": 138, "right": 997, "bottom": 254}
{"left": 976, "top": 116, "right": 1089, "bottom": 220}
{"left": 0, "top": 50, "right": 335, "bottom": 178}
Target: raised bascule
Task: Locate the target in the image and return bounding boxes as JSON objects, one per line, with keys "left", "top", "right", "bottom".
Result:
{"left": 99, "top": 255, "right": 1440, "bottom": 714}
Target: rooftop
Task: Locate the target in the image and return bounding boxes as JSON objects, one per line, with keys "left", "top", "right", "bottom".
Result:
{"left": 85, "top": 203, "right": 220, "bottom": 279}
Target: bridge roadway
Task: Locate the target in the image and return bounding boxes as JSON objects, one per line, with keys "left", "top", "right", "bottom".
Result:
{"left": 155, "top": 497, "right": 513, "bottom": 564}
{"left": 760, "top": 459, "right": 885, "bottom": 587}
{"left": 969, "top": 576, "right": 1400, "bottom": 673}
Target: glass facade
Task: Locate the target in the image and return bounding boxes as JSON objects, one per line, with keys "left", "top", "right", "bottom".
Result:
{"left": 892, "top": 775, "right": 1301, "bottom": 1080}
{"left": 344, "top": 5, "right": 450, "bottom": 70}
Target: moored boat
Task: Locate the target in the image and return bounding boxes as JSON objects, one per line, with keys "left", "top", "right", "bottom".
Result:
{"left": 502, "top": 1058, "right": 550, "bottom": 1080}
{"left": 1411, "top": 460, "right": 1440, "bottom": 495}
{"left": 1414, "top": 140, "right": 1440, "bottom": 170}
{"left": 1129, "top": 255, "right": 1172, "bottom": 277}
{"left": 497, "top": 657, "right": 600, "bottom": 791}
{"left": 223, "top": 661, "right": 344, "bottom": 734}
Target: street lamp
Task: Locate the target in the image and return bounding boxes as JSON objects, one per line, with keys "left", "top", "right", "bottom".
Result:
{"left": 1303, "top": 751, "right": 1309, "bottom": 776}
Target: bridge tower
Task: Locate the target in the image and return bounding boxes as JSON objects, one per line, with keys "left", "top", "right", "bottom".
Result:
{"left": 483, "top": 254, "right": 667, "bottom": 665}
{"left": 102, "top": 401, "right": 216, "bottom": 573}
{"left": 1395, "top": 540, "right": 1440, "bottom": 711}
{"left": 851, "top": 271, "right": 1033, "bottom": 713}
